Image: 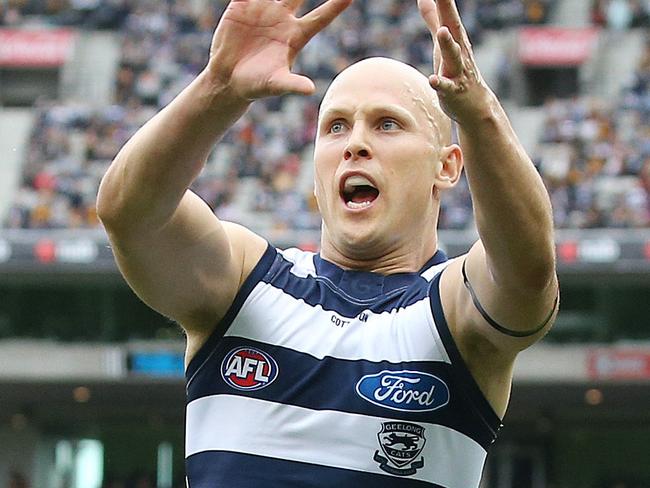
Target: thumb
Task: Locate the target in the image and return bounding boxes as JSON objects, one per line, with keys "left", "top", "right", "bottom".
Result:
{"left": 268, "top": 73, "right": 316, "bottom": 96}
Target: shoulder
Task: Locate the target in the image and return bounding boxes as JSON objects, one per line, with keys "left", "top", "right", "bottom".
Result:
{"left": 220, "top": 221, "right": 269, "bottom": 283}
{"left": 184, "top": 221, "right": 269, "bottom": 360}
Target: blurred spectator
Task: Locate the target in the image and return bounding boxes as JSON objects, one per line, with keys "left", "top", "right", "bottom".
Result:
{"left": 593, "top": 0, "right": 650, "bottom": 27}
{"left": 607, "top": 0, "right": 634, "bottom": 29}
{"left": 477, "top": 0, "right": 554, "bottom": 28}
{"left": 0, "top": 0, "right": 130, "bottom": 28}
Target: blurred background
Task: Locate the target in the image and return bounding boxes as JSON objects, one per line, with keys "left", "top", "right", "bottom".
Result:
{"left": 0, "top": 0, "right": 649, "bottom": 486}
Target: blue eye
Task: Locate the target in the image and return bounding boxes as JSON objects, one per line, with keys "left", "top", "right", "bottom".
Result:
{"left": 380, "top": 119, "right": 400, "bottom": 131}
{"left": 330, "top": 121, "right": 346, "bottom": 134}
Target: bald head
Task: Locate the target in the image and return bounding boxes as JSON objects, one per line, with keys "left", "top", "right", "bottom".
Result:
{"left": 320, "top": 57, "right": 452, "bottom": 145}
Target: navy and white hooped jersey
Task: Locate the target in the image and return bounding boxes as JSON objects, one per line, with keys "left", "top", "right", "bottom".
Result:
{"left": 185, "top": 245, "right": 502, "bottom": 488}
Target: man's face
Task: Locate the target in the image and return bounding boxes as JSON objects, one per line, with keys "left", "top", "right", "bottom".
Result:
{"left": 314, "top": 58, "right": 451, "bottom": 258}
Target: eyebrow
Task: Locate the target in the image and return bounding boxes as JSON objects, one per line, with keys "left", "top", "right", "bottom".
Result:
{"left": 319, "top": 103, "right": 418, "bottom": 128}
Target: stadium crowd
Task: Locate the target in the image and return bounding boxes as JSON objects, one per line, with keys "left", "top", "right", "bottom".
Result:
{"left": 3, "top": 4, "right": 649, "bottom": 487}
{"left": 0, "top": 0, "right": 556, "bottom": 29}
{"left": 9, "top": 0, "right": 650, "bottom": 234}
{"left": 536, "top": 40, "right": 650, "bottom": 228}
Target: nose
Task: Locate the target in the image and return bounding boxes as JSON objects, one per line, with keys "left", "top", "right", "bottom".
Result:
{"left": 344, "top": 124, "right": 371, "bottom": 161}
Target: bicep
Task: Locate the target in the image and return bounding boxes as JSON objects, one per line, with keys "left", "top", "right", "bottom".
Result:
{"left": 106, "top": 190, "right": 266, "bottom": 332}
{"left": 441, "top": 241, "right": 559, "bottom": 356}
{"left": 438, "top": 243, "right": 558, "bottom": 416}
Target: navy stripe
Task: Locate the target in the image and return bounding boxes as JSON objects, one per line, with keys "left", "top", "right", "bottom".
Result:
{"left": 186, "top": 336, "right": 495, "bottom": 449}
{"left": 428, "top": 272, "right": 503, "bottom": 442}
{"left": 186, "top": 450, "right": 444, "bottom": 488}
{"left": 263, "top": 254, "right": 436, "bottom": 318}
{"left": 185, "top": 244, "right": 277, "bottom": 381}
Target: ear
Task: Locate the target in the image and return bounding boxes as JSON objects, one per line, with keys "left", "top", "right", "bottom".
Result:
{"left": 434, "top": 144, "right": 463, "bottom": 190}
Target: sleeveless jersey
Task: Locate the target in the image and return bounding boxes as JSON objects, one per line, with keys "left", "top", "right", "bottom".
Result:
{"left": 185, "top": 245, "right": 502, "bottom": 488}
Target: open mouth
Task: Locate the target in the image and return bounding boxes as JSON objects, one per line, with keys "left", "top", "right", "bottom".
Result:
{"left": 341, "top": 175, "right": 380, "bottom": 210}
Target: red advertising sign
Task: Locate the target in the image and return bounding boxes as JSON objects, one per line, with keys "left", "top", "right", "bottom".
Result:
{"left": 588, "top": 349, "right": 650, "bottom": 380}
{"left": 519, "top": 27, "right": 599, "bottom": 66}
{"left": 0, "top": 29, "right": 76, "bottom": 67}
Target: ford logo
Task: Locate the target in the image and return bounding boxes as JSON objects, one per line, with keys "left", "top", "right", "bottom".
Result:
{"left": 356, "top": 370, "right": 450, "bottom": 412}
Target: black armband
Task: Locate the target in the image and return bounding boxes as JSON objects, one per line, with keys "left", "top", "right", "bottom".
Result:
{"left": 462, "top": 259, "right": 558, "bottom": 338}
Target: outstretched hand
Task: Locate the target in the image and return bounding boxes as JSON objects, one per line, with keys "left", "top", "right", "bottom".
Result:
{"left": 208, "top": 0, "right": 352, "bottom": 101}
{"left": 417, "top": 0, "right": 493, "bottom": 123}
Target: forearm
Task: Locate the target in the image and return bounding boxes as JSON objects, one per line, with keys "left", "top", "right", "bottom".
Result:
{"left": 460, "top": 91, "right": 555, "bottom": 290}
{"left": 97, "top": 69, "right": 250, "bottom": 232}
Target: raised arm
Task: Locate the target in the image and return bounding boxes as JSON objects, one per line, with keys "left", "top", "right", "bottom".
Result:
{"left": 97, "top": 0, "right": 351, "bottom": 353}
{"left": 417, "top": 0, "right": 559, "bottom": 413}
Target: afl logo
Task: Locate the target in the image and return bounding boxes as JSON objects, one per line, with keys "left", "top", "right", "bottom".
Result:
{"left": 221, "top": 347, "right": 279, "bottom": 391}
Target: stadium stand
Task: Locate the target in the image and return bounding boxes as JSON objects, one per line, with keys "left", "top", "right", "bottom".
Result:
{"left": 536, "top": 42, "right": 650, "bottom": 229}
{"left": 4, "top": 1, "right": 650, "bottom": 488}
{"left": 0, "top": 109, "right": 32, "bottom": 218}
{"left": 7, "top": 1, "right": 648, "bottom": 233}
{"left": 2, "top": 0, "right": 560, "bottom": 233}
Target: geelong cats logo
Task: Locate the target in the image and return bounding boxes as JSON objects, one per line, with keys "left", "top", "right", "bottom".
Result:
{"left": 374, "top": 422, "right": 427, "bottom": 476}
{"left": 221, "top": 347, "right": 278, "bottom": 391}
{"left": 356, "top": 370, "right": 450, "bottom": 412}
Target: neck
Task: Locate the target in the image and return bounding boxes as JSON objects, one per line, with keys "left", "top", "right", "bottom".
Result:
{"left": 319, "top": 230, "right": 439, "bottom": 275}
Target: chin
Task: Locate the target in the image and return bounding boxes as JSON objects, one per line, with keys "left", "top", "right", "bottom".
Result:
{"left": 337, "top": 223, "right": 387, "bottom": 254}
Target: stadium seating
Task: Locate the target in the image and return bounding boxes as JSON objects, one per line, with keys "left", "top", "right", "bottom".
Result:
{"left": 5, "top": 3, "right": 650, "bottom": 488}
{"left": 536, "top": 41, "right": 650, "bottom": 229}
{"left": 9, "top": 1, "right": 648, "bottom": 231}
{"left": 2, "top": 0, "right": 565, "bottom": 232}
